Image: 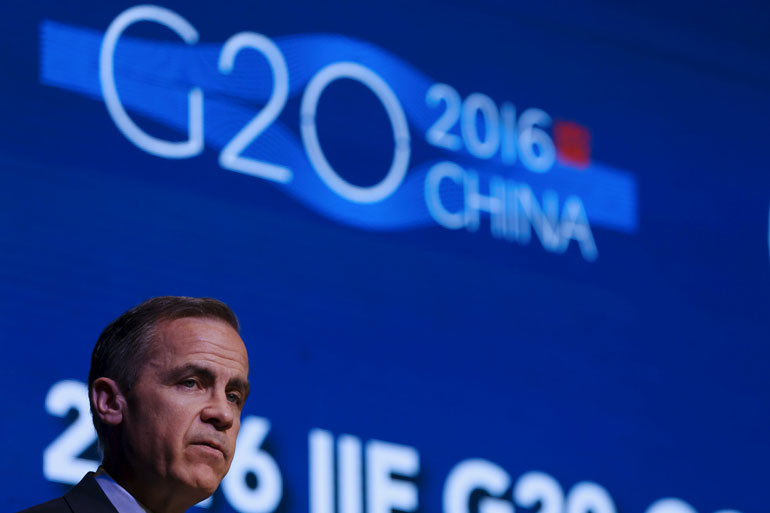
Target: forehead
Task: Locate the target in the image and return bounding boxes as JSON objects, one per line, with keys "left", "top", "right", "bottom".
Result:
{"left": 149, "top": 317, "right": 249, "bottom": 375}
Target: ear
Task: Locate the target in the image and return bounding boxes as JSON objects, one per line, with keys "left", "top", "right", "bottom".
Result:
{"left": 91, "top": 377, "right": 126, "bottom": 427}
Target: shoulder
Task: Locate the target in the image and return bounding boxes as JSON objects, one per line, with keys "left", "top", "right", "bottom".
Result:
{"left": 16, "top": 497, "right": 70, "bottom": 513}
{"left": 15, "top": 473, "right": 117, "bottom": 513}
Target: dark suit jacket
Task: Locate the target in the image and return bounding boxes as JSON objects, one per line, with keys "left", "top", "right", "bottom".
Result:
{"left": 17, "top": 473, "right": 118, "bottom": 513}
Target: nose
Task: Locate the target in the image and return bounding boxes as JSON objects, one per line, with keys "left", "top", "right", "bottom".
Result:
{"left": 200, "top": 391, "right": 235, "bottom": 430}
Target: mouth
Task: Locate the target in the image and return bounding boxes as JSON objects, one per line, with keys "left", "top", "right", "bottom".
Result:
{"left": 190, "top": 440, "right": 227, "bottom": 458}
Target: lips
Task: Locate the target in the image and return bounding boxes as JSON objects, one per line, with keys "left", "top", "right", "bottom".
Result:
{"left": 190, "top": 438, "right": 228, "bottom": 458}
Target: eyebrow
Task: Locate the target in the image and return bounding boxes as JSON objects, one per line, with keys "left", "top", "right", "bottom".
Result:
{"left": 169, "top": 363, "right": 250, "bottom": 400}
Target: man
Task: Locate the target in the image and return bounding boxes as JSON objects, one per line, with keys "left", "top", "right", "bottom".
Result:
{"left": 21, "top": 296, "right": 250, "bottom": 513}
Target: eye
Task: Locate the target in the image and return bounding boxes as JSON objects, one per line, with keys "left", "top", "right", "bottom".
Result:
{"left": 181, "top": 378, "right": 198, "bottom": 389}
{"left": 226, "top": 392, "right": 242, "bottom": 405}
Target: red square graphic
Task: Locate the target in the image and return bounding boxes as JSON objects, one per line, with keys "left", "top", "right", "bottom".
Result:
{"left": 554, "top": 120, "right": 591, "bottom": 169}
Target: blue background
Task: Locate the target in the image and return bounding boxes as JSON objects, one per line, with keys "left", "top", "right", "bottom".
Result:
{"left": 1, "top": 1, "right": 768, "bottom": 512}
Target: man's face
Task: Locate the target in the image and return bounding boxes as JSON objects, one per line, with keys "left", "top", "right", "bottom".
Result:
{"left": 121, "top": 317, "right": 249, "bottom": 498}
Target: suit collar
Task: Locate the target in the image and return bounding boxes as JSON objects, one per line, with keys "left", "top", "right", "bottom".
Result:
{"left": 64, "top": 472, "right": 119, "bottom": 513}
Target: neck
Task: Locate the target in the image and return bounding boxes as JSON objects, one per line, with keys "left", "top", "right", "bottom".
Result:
{"left": 101, "top": 453, "right": 203, "bottom": 513}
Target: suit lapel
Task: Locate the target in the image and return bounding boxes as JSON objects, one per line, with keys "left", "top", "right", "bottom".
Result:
{"left": 64, "top": 473, "right": 119, "bottom": 513}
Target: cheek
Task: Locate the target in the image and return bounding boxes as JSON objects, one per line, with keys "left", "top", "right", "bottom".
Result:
{"left": 230, "top": 421, "right": 242, "bottom": 446}
{"left": 140, "top": 403, "right": 195, "bottom": 454}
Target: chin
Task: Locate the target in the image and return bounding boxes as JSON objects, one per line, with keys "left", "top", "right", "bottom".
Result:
{"left": 174, "top": 466, "right": 223, "bottom": 500}
{"left": 191, "top": 468, "right": 225, "bottom": 495}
